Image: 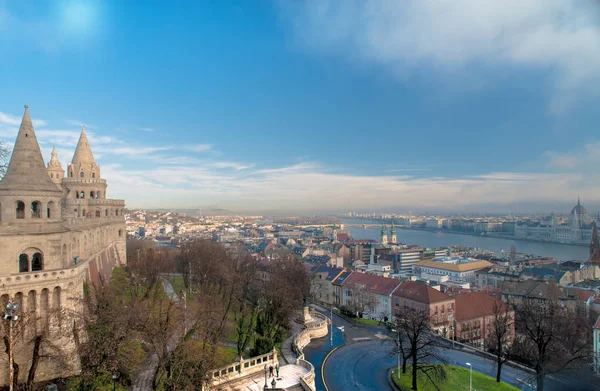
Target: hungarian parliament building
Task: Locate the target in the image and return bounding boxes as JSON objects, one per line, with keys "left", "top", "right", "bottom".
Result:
{"left": 515, "top": 199, "right": 598, "bottom": 244}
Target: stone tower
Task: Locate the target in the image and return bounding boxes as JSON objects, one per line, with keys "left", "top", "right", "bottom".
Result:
{"left": 390, "top": 221, "right": 397, "bottom": 244}
{"left": 381, "top": 222, "right": 388, "bottom": 245}
{"left": 0, "top": 106, "right": 126, "bottom": 385}
{"left": 47, "top": 146, "right": 65, "bottom": 188}
{"left": 589, "top": 222, "right": 600, "bottom": 265}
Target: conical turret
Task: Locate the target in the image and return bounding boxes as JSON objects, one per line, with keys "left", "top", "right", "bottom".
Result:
{"left": 71, "top": 126, "right": 96, "bottom": 165}
{"left": 68, "top": 126, "right": 100, "bottom": 179}
{"left": 0, "top": 105, "right": 61, "bottom": 193}
{"left": 47, "top": 146, "right": 65, "bottom": 187}
{"left": 390, "top": 221, "right": 397, "bottom": 244}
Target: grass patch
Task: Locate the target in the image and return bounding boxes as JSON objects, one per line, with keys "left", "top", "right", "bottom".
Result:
{"left": 393, "top": 365, "right": 520, "bottom": 391}
{"left": 214, "top": 345, "right": 240, "bottom": 367}
{"left": 166, "top": 275, "right": 186, "bottom": 297}
{"left": 356, "top": 318, "right": 381, "bottom": 326}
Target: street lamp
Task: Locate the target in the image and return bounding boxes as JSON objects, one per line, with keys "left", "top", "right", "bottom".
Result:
{"left": 264, "top": 364, "right": 268, "bottom": 389}
{"left": 112, "top": 372, "right": 118, "bottom": 391}
{"left": 466, "top": 363, "right": 472, "bottom": 391}
{"left": 4, "top": 300, "right": 19, "bottom": 391}
{"left": 271, "top": 378, "right": 276, "bottom": 390}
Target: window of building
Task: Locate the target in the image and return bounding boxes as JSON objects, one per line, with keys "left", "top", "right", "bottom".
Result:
{"left": 31, "top": 201, "right": 41, "bottom": 218}
{"left": 79, "top": 171, "right": 84, "bottom": 177}
{"left": 16, "top": 201, "right": 25, "bottom": 219}
{"left": 80, "top": 191, "right": 85, "bottom": 199}
{"left": 47, "top": 201, "right": 55, "bottom": 219}
{"left": 95, "top": 210, "right": 100, "bottom": 217}
{"left": 19, "top": 254, "right": 29, "bottom": 272}
{"left": 92, "top": 172, "right": 95, "bottom": 178}
{"left": 90, "top": 191, "right": 95, "bottom": 198}
{"left": 32, "top": 253, "right": 43, "bottom": 271}
{"left": 104, "top": 209, "right": 108, "bottom": 217}
{"left": 82, "top": 209, "right": 86, "bottom": 217}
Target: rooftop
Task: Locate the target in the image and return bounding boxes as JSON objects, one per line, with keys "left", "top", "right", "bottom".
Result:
{"left": 392, "top": 280, "right": 453, "bottom": 304}
{"left": 454, "top": 292, "right": 510, "bottom": 322}
{"left": 415, "top": 259, "right": 493, "bottom": 272}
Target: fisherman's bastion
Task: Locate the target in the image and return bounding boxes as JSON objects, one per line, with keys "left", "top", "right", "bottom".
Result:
{"left": 0, "top": 106, "right": 126, "bottom": 384}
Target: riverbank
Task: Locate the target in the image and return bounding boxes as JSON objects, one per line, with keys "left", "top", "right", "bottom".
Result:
{"left": 395, "top": 226, "right": 589, "bottom": 248}
{"left": 341, "top": 219, "right": 590, "bottom": 261}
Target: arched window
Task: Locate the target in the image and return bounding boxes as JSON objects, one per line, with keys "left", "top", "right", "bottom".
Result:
{"left": 32, "top": 253, "right": 43, "bottom": 271}
{"left": 80, "top": 191, "right": 85, "bottom": 199}
{"left": 82, "top": 209, "right": 86, "bottom": 217}
{"left": 95, "top": 210, "right": 100, "bottom": 217}
{"left": 96, "top": 192, "right": 100, "bottom": 199}
{"left": 90, "top": 191, "right": 95, "bottom": 198}
{"left": 16, "top": 201, "right": 25, "bottom": 219}
{"left": 104, "top": 209, "right": 108, "bottom": 217}
{"left": 118, "top": 229, "right": 122, "bottom": 237}
{"left": 47, "top": 201, "right": 55, "bottom": 219}
{"left": 70, "top": 170, "right": 73, "bottom": 177}
{"left": 31, "top": 201, "right": 41, "bottom": 218}
{"left": 50, "top": 173, "right": 53, "bottom": 178}
{"left": 79, "top": 171, "right": 84, "bottom": 178}
{"left": 92, "top": 171, "right": 95, "bottom": 178}
{"left": 115, "top": 209, "right": 118, "bottom": 216}
{"left": 19, "top": 254, "right": 29, "bottom": 272}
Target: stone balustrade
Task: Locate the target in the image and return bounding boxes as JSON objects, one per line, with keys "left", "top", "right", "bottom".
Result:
{"left": 209, "top": 348, "right": 278, "bottom": 387}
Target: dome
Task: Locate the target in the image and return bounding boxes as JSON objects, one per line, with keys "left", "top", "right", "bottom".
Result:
{"left": 571, "top": 198, "right": 587, "bottom": 216}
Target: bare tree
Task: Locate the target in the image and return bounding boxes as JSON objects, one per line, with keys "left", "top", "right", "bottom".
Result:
{"left": 395, "top": 308, "right": 447, "bottom": 391}
{"left": 514, "top": 300, "right": 592, "bottom": 391}
{"left": 0, "top": 140, "right": 10, "bottom": 179}
{"left": 347, "top": 283, "right": 378, "bottom": 318}
{"left": 485, "top": 301, "right": 514, "bottom": 382}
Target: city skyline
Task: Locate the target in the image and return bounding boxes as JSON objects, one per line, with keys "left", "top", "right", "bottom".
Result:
{"left": 1, "top": 1, "right": 600, "bottom": 213}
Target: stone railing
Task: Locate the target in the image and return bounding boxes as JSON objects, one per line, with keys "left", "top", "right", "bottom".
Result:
{"left": 209, "top": 348, "right": 278, "bottom": 387}
{"left": 292, "top": 310, "right": 329, "bottom": 391}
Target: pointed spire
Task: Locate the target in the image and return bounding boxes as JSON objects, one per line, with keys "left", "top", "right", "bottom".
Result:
{"left": 0, "top": 106, "right": 61, "bottom": 192}
{"left": 71, "top": 125, "right": 96, "bottom": 165}
{"left": 390, "top": 221, "right": 396, "bottom": 235}
{"left": 577, "top": 197, "right": 581, "bottom": 207}
{"left": 48, "top": 145, "right": 62, "bottom": 168}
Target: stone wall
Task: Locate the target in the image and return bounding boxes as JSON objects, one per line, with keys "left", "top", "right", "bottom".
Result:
{"left": 0, "top": 241, "right": 124, "bottom": 385}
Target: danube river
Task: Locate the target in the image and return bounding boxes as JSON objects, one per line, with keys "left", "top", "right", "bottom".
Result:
{"left": 340, "top": 219, "right": 590, "bottom": 262}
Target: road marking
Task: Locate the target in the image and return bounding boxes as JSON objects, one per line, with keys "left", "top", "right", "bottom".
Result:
{"left": 352, "top": 337, "right": 371, "bottom": 341}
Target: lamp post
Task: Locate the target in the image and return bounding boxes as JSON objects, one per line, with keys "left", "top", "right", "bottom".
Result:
{"left": 5, "top": 300, "right": 19, "bottom": 391}
{"left": 112, "top": 372, "right": 118, "bottom": 391}
{"left": 264, "top": 364, "right": 268, "bottom": 389}
{"left": 271, "top": 378, "right": 276, "bottom": 390}
{"left": 330, "top": 303, "right": 333, "bottom": 346}
{"left": 466, "top": 362, "right": 472, "bottom": 391}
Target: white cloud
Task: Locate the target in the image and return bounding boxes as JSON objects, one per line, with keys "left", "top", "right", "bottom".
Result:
{"left": 545, "top": 142, "right": 600, "bottom": 171}
{"left": 280, "top": 0, "right": 600, "bottom": 113}
{"left": 186, "top": 144, "right": 212, "bottom": 152}
{"left": 212, "top": 162, "right": 252, "bottom": 170}
{"left": 139, "top": 127, "right": 154, "bottom": 132}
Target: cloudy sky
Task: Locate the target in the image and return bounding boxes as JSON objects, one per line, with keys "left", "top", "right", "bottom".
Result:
{"left": 1, "top": 0, "right": 599, "bottom": 214}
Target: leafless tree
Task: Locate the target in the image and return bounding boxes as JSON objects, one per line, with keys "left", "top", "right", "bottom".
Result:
{"left": 0, "top": 140, "right": 10, "bottom": 179}
{"left": 395, "top": 308, "right": 447, "bottom": 391}
{"left": 513, "top": 300, "right": 592, "bottom": 391}
{"left": 347, "top": 283, "right": 378, "bottom": 318}
{"left": 485, "top": 301, "right": 514, "bottom": 382}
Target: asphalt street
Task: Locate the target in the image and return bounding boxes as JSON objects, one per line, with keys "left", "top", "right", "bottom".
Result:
{"left": 306, "top": 305, "right": 600, "bottom": 391}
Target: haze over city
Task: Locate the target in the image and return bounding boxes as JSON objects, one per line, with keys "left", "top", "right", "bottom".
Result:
{"left": 1, "top": 1, "right": 600, "bottom": 213}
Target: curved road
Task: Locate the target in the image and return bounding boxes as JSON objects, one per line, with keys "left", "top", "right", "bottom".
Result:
{"left": 323, "top": 339, "right": 600, "bottom": 391}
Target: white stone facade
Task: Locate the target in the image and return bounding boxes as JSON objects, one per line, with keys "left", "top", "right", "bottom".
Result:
{"left": 0, "top": 106, "right": 126, "bottom": 385}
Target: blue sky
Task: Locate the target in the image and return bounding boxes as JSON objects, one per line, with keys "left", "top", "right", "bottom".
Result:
{"left": 1, "top": 0, "right": 600, "bottom": 214}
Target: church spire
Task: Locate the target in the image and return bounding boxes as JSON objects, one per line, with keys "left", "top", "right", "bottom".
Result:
{"left": 71, "top": 126, "right": 96, "bottom": 165}
{"left": 0, "top": 105, "right": 61, "bottom": 192}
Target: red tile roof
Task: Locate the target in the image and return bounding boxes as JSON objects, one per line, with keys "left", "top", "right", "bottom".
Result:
{"left": 392, "top": 280, "right": 452, "bottom": 304}
{"left": 454, "top": 292, "right": 510, "bottom": 322}
{"left": 336, "top": 233, "right": 351, "bottom": 242}
{"left": 341, "top": 272, "right": 402, "bottom": 296}
{"left": 594, "top": 315, "right": 600, "bottom": 330}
